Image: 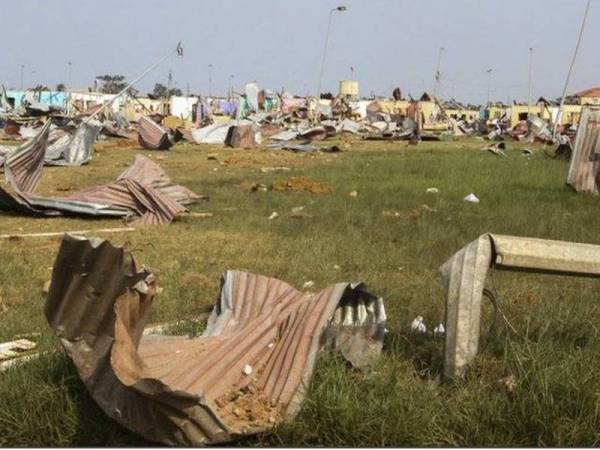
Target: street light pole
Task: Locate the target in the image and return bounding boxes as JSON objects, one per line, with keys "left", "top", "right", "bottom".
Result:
{"left": 208, "top": 64, "right": 213, "bottom": 97}
{"left": 229, "top": 74, "right": 234, "bottom": 98}
{"left": 433, "top": 46, "right": 444, "bottom": 100}
{"left": 20, "top": 64, "right": 24, "bottom": 90}
{"left": 486, "top": 68, "right": 493, "bottom": 106}
{"left": 527, "top": 48, "right": 533, "bottom": 116}
{"left": 316, "top": 5, "right": 347, "bottom": 100}
{"left": 68, "top": 61, "right": 72, "bottom": 90}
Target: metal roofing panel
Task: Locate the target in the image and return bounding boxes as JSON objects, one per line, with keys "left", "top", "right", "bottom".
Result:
{"left": 45, "top": 235, "right": 386, "bottom": 445}
{"left": 566, "top": 107, "right": 600, "bottom": 194}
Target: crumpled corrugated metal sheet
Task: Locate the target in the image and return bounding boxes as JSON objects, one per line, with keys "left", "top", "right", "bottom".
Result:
{"left": 137, "top": 116, "right": 172, "bottom": 150}
{"left": 4, "top": 120, "right": 51, "bottom": 192}
{"left": 441, "top": 233, "right": 600, "bottom": 379}
{"left": 45, "top": 235, "right": 386, "bottom": 446}
{"left": 45, "top": 120, "right": 102, "bottom": 166}
{"left": 566, "top": 107, "right": 600, "bottom": 194}
{"left": 0, "top": 131, "right": 200, "bottom": 225}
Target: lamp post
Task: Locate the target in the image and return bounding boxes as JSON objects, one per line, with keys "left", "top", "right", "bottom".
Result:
{"left": 208, "top": 64, "right": 213, "bottom": 97}
{"left": 433, "top": 46, "right": 445, "bottom": 100}
{"left": 486, "top": 68, "right": 493, "bottom": 106}
{"left": 527, "top": 48, "right": 533, "bottom": 116}
{"left": 316, "top": 5, "right": 347, "bottom": 100}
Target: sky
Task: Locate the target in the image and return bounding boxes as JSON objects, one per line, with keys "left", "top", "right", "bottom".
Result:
{"left": 1, "top": 0, "right": 599, "bottom": 104}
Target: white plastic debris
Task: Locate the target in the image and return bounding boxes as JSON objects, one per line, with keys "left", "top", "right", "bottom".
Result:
{"left": 348, "top": 190, "right": 358, "bottom": 197}
{"left": 426, "top": 187, "right": 439, "bottom": 194}
{"left": 434, "top": 323, "right": 445, "bottom": 337}
{"left": 410, "top": 316, "right": 427, "bottom": 334}
{"left": 302, "top": 280, "right": 315, "bottom": 289}
{"left": 463, "top": 193, "right": 480, "bottom": 203}
{"left": 333, "top": 264, "right": 340, "bottom": 270}
{"left": 268, "top": 212, "right": 279, "bottom": 220}
{"left": 242, "top": 364, "right": 253, "bottom": 376}
{"left": 291, "top": 206, "right": 305, "bottom": 214}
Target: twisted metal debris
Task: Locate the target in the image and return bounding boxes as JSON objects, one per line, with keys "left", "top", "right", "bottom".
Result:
{"left": 45, "top": 235, "right": 386, "bottom": 445}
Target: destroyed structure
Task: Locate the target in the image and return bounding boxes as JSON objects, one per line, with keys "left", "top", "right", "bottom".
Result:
{"left": 45, "top": 235, "right": 387, "bottom": 445}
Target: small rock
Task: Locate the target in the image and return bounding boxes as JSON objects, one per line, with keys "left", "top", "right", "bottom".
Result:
{"left": 233, "top": 407, "right": 244, "bottom": 417}
{"left": 42, "top": 280, "right": 51, "bottom": 294}
{"left": 333, "top": 264, "right": 340, "bottom": 270}
{"left": 348, "top": 190, "right": 358, "bottom": 197}
{"left": 242, "top": 364, "right": 253, "bottom": 376}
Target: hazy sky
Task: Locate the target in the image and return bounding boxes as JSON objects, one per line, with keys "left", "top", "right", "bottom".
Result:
{"left": 1, "top": 0, "right": 598, "bottom": 103}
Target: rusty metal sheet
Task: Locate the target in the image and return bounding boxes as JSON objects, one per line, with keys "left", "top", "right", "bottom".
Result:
{"left": 4, "top": 120, "right": 51, "bottom": 193}
{"left": 224, "top": 124, "right": 256, "bottom": 148}
{"left": 566, "top": 107, "right": 600, "bottom": 194}
{"left": 0, "top": 130, "right": 200, "bottom": 225}
{"left": 45, "top": 235, "right": 386, "bottom": 445}
{"left": 137, "top": 116, "right": 172, "bottom": 150}
{"left": 441, "top": 233, "right": 600, "bottom": 379}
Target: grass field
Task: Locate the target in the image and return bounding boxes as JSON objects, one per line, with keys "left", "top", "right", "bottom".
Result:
{"left": 2, "top": 135, "right": 600, "bottom": 446}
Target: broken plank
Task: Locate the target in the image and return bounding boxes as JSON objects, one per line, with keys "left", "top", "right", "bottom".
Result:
{"left": 0, "top": 227, "right": 136, "bottom": 240}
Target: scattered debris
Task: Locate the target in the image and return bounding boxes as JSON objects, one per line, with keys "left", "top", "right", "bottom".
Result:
{"left": 0, "top": 147, "right": 202, "bottom": 225}
{"left": 45, "top": 235, "right": 386, "bottom": 445}
{"left": 268, "top": 211, "right": 279, "bottom": 220}
{"left": 348, "top": 190, "right": 358, "bottom": 197}
{"left": 433, "top": 323, "right": 445, "bottom": 337}
{"left": 411, "top": 316, "right": 427, "bottom": 333}
{"left": 137, "top": 116, "right": 173, "bottom": 150}
{"left": 426, "top": 187, "right": 439, "bottom": 194}
{"left": 302, "top": 281, "right": 315, "bottom": 289}
{"left": 463, "top": 193, "right": 480, "bottom": 203}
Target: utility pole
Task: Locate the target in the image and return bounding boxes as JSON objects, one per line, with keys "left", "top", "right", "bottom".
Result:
{"left": 20, "top": 64, "right": 24, "bottom": 90}
{"left": 433, "top": 46, "right": 444, "bottom": 99}
{"left": 528, "top": 47, "right": 533, "bottom": 116}
{"left": 553, "top": 0, "right": 592, "bottom": 138}
{"left": 67, "top": 61, "right": 72, "bottom": 90}
{"left": 229, "top": 74, "right": 234, "bottom": 98}
{"left": 167, "top": 69, "right": 173, "bottom": 97}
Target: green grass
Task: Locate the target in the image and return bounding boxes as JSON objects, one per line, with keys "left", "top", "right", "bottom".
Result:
{"left": 2, "top": 136, "right": 600, "bottom": 446}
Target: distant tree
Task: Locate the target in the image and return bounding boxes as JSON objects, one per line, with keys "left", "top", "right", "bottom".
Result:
{"left": 96, "top": 74, "right": 128, "bottom": 94}
{"left": 151, "top": 83, "right": 183, "bottom": 99}
{"left": 56, "top": 83, "right": 66, "bottom": 92}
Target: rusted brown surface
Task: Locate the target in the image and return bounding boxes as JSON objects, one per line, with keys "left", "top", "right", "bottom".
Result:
{"left": 0, "top": 126, "right": 199, "bottom": 224}
{"left": 45, "top": 235, "right": 386, "bottom": 445}
{"left": 137, "top": 116, "right": 172, "bottom": 150}
{"left": 4, "top": 120, "right": 51, "bottom": 193}
{"left": 566, "top": 107, "right": 600, "bottom": 194}
{"left": 225, "top": 124, "right": 256, "bottom": 148}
